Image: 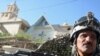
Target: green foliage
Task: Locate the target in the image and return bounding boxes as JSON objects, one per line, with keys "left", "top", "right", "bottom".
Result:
{"left": 15, "top": 31, "right": 32, "bottom": 40}
{"left": 36, "top": 36, "right": 71, "bottom": 56}
{"left": 33, "top": 37, "right": 45, "bottom": 44}
{"left": 0, "top": 33, "right": 10, "bottom": 37}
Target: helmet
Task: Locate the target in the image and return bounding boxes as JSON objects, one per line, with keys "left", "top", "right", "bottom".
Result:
{"left": 70, "top": 12, "right": 100, "bottom": 43}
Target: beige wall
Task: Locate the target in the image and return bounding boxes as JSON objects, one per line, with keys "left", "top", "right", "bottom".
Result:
{"left": 0, "top": 30, "right": 3, "bottom": 33}
{"left": 3, "top": 23, "right": 21, "bottom": 36}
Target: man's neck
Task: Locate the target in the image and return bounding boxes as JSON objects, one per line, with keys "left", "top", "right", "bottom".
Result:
{"left": 77, "top": 50, "right": 93, "bottom": 56}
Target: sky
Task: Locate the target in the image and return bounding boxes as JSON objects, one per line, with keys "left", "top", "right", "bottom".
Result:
{"left": 0, "top": 0, "right": 100, "bottom": 25}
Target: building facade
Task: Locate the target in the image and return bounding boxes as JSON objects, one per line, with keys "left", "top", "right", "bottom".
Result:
{"left": 27, "top": 16, "right": 72, "bottom": 42}
{"left": 0, "top": 2, "right": 72, "bottom": 42}
{"left": 0, "top": 2, "right": 30, "bottom": 36}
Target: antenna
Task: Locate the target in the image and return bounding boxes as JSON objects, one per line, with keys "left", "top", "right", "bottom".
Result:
{"left": 14, "top": 0, "right": 16, "bottom": 5}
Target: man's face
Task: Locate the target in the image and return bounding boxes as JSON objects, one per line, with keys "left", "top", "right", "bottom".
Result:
{"left": 76, "top": 30, "right": 97, "bottom": 54}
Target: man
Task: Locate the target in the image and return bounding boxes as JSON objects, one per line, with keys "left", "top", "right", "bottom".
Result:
{"left": 70, "top": 12, "right": 100, "bottom": 56}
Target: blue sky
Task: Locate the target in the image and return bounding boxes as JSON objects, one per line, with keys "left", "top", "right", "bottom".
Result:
{"left": 0, "top": 0, "right": 100, "bottom": 25}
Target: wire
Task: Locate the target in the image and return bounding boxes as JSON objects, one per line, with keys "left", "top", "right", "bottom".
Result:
{"left": 19, "top": 0, "right": 78, "bottom": 14}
